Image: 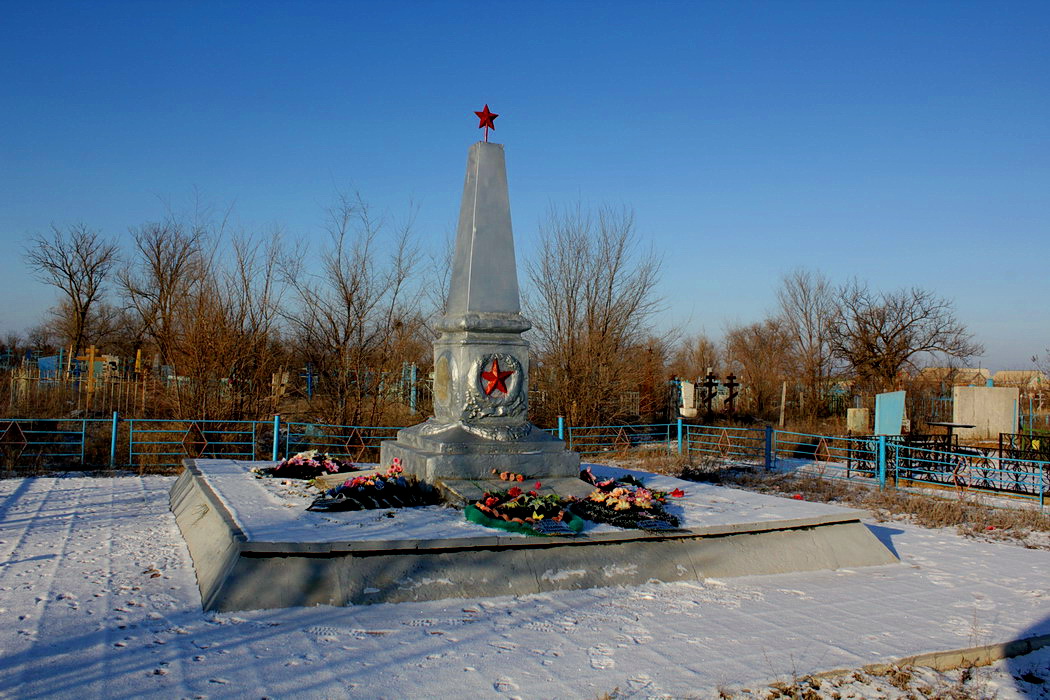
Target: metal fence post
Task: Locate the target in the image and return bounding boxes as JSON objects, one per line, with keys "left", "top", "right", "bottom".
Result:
{"left": 110, "top": 411, "right": 119, "bottom": 467}
{"left": 676, "top": 418, "right": 683, "bottom": 456}
{"left": 878, "top": 435, "right": 887, "bottom": 490}
{"left": 764, "top": 425, "right": 773, "bottom": 470}
{"left": 410, "top": 363, "right": 418, "bottom": 415}
{"left": 272, "top": 415, "right": 281, "bottom": 461}
{"left": 557, "top": 416, "right": 565, "bottom": 441}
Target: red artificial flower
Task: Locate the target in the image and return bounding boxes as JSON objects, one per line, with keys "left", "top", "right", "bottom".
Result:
{"left": 792, "top": 493, "right": 804, "bottom": 500}
{"left": 508, "top": 486, "right": 522, "bottom": 498}
{"left": 484, "top": 497, "right": 497, "bottom": 507}
{"left": 534, "top": 481, "right": 542, "bottom": 489}
{"left": 670, "top": 488, "right": 685, "bottom": 498}
{"left": 516, "top": 474, "right": 525, "bottom": 482}
{"left": 528, "top": 490, "right": 538, "bottom": 497}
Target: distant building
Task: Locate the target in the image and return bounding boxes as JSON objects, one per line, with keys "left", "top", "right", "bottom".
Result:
{"left": 993, "top": 370, "right": 1049, "bottom": 392}
{"left": 914, "top": 367, "right": 990, "bottom": 389}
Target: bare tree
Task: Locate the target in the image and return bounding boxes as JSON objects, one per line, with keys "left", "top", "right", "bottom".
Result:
{"left": 23, "top": 224, "right": 119, "bottom": 355}
{"left": 120, "top": 220, "right": 208, "bottom": 374}
{"left": 776, "top": 268, "right": 837, "bottom": 416}
{"left": 668, "top": 332, "right": 721, "bottom": 381}
{"left": 283, "top": 192, "right": 428, "bottom": 425}
{"left": 829, "top": 280, "right": 983, "bottom": 394}
{"left": 525, "top": 204, "right": 663, "bottom": 425}
{"left": 724, "top": 318, "right": 791, "bottom": 418}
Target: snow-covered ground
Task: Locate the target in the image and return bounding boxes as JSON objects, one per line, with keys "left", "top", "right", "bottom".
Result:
{"left": 205, "top": 460, "right": 863, "bottom": 542}
{"left": 1, "top": 473, "right": 1048, "bottom": 699}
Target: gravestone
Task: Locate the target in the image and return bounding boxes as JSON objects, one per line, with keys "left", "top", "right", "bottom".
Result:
{"left": 380, "top": 141, "right": 579, "bottom": 483}
{"left": 846, "top": 407, "right": 870, "bottom": 434}
{"left": 874, "top": 390, "right": 906, "bottom": 436}
{"left": 680, "top": 380, "right": 697, "bottom": 418}
{"left": 952, "top": 386, "right": 1019, "bottom": 440}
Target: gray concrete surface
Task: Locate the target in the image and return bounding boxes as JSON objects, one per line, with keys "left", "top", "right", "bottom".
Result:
{"left": 171, "top": 460, "right": 900, "bottom": 612}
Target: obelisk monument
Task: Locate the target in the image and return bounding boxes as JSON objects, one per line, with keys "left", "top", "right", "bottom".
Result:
{"left": 380, "top": 138, "right": 580, "bottom": 487}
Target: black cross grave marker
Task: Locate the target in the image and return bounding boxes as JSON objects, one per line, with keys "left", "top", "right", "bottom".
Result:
{"left": 724, "top": 374, "right": 741, "bottom": 413}
{"left": 702, "top": 372, "right": 720, "bottom": 415}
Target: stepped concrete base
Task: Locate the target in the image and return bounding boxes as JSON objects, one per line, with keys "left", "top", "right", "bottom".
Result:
{"left": 380, "top": 420, "right": 580, "bottom": 481}
{"left": 170, "top": 460, "right": 899, "bottom": 612}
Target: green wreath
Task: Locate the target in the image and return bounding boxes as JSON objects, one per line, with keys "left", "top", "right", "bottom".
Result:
{"left": 464, "top": 504, "right": 585, "bottom": 536}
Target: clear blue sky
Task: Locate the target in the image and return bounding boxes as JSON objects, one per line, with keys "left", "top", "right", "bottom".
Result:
{"left": 2, "top": 1, "right": 1047, "bottom": 370}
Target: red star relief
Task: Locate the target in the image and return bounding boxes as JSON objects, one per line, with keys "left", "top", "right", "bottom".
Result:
{"left": 480, "top": 358, "right": 513, "bottom": 396}
{"left": 474, "top": 104, "right": 498, "bottom": 141}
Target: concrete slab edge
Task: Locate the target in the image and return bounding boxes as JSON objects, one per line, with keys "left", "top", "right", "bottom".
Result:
{"left": 236, "top": 514, "right": 866, "bottom": 555}
{"left": 809, "top": 632, "right": 1050, "bottom": 679}
{"left": 179, "top": 459, "right": 248, "bottom": 542}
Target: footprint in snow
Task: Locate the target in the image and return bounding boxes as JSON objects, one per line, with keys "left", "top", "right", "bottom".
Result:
{"left": 588, "top": 645, "right": 615, "bottom": 670}
{"left": 493, "top": 677, "right": 519, "bottom": 692}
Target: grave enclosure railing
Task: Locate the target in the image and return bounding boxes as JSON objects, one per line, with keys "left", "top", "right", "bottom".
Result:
{"left": 0, "top": 414, "right": 1045, "bottom": 508}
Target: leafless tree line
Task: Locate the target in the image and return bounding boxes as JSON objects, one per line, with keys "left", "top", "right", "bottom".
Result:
{"left": 670, "top": 269, "right": 983, "bottom": 421}
{"left": 14, "top": 195, "right": 431, "bottom": 422}
{"left": 12, "top": 198, "right": 983, "bottom": 426}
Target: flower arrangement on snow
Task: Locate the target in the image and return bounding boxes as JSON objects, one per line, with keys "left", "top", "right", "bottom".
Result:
{"left": 464, "top": 470, "right": 584, "bottom": 536}
{"left": 567, "top": 467, "right": 684, "bottom": 529}
{"left": 261, "top": 449, "right": 357, "bottom": 480}
{"left": 307, "top": 458, "right": 440, "bottom": 511}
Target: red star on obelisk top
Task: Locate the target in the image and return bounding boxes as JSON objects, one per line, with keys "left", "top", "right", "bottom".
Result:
{"left": 474, "top": 104, "right": 498, "bottom": 142}
{"left": 480, "top": 358, "right": 513, "bottom": 396}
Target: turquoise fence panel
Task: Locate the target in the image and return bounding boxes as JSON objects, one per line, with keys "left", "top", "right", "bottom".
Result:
{"left": 282, "top": 422, "right": 402, "bottom": 462}
{"left": 566, "top": 423, "right": 675, "bottom": 456}
{"left": 127, "top": 419, "right": 269, "bottom": 472}
{"left": 683, "top": 424, "right": 766, "bottom": 464}
{"left": 0, "top": 418, "right": 111, "bottom": 470}
{"left": 770, "top": 430, "right": 882, "bottom": 483}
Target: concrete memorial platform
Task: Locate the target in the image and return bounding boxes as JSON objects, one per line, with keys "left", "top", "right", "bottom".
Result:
{"left": 170, "top": 458, "right": 898, "bottom": 612}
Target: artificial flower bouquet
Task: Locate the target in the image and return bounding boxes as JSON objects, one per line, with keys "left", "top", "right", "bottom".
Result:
{"left": 569, "top": 467, "right": 683, "bottom": 529}
{"left": 465, "top": 471, "right": 584, "bottom": 536}
{"left": 307, "top": 459, "right": 440, "bottom": 511}
{"left": 261, "top": 449, "right": 357, "bottom": 480}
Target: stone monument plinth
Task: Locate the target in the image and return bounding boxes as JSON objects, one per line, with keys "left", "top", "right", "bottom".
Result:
{"left": 381, "top": 141, "right": 580, "bottom": 489}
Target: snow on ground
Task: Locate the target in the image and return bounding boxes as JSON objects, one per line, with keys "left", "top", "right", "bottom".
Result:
{"left": 205, "top": 460, "right": 862, "bottom": 543}
{"left": 0, "top": 474, "right": 1048, "bottom": 699}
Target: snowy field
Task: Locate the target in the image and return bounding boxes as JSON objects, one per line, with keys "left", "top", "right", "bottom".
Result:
{"left": 0, "top": 473, "right": 1048, "bottom": 699}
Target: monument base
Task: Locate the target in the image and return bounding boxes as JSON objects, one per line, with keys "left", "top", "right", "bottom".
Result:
{"left": 380, "top": 419, "right": 581, "bottom": 481}
{"left": 170, "top": 459, "right": 900, "bottom": 612}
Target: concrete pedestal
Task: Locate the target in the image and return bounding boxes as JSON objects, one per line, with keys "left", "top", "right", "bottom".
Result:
{"left": 171, "top": 459, "right": 900, "bottom": 612}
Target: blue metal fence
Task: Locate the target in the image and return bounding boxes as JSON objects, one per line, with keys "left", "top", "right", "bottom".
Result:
{"left": 283, "top": 422, "right": 401, "bottom": 462}
{"left": 127, "top": 419, "right": 267, "bottom": 471}
{"left": 566, "top": 422, "right": 676, "bottom": 456}
{"left": 684, "top": 424, "right": 767, "bottom": 464}
{"left": 0, "top": 413, "right": 1047, "bottom": 508}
